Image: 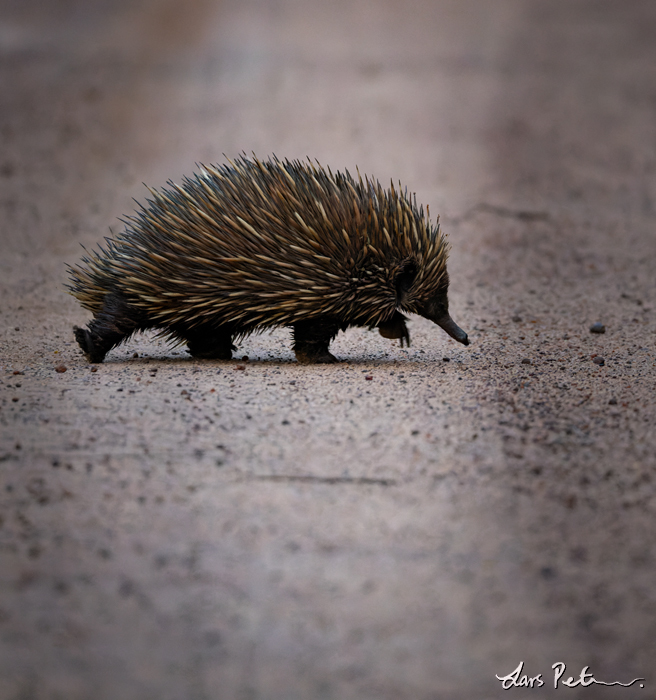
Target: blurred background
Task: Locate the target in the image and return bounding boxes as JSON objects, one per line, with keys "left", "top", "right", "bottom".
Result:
{"left": 1, "top": 1, "right": 655, "bottom": 699}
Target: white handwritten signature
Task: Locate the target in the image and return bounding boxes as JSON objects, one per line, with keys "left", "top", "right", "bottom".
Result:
{"left": 496, "top": 661, "right": 645, "bottom": 689}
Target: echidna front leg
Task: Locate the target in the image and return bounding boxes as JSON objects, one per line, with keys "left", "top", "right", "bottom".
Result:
{"left": 184, "top": 325, "right": 236, "bottom": 360}
{"left": 378, "top": 311, "right": 410, "bottom": 347}
{"left": 74, "top": 292, "right": 145, "bottom": 363}
{"left": 293, "top": 318, "right": 341, "bottom": 364}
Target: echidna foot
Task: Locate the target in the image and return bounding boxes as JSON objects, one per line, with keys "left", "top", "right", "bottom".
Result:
{"left": 292, "top": 317, "right": 340, "bottom": 364}
{"left": 185, "top": 327, "right": 236, "bottom": 360}
{"left": 378, "top": 311, "right": 410, "bottom": 347}
{"left": 294, "top": 349, "right": 338, "bottom": 364}
{"left": 74, "top": 293, "right": 147, "bottom": 363}
{"left": 188, "top": 346, "right": 234, "bottom": 361}
{"left": 315, "top": 351, "right": 338, "bottom": 363}
{"left": 73, "top": 325, "right": 106, "bottom": 363}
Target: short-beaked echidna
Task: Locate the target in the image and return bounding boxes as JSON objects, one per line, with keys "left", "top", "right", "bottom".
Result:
{"left": 67, "top": 155, "right": 469, "bottom": 363}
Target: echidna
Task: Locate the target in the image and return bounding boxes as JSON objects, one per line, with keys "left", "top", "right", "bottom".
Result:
{"left": 67, "top": 155, "right": 469, "bottom": 363}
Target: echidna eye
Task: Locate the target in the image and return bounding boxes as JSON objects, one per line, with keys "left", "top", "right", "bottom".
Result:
{"left": 394, "top": 260, "right": 418, "bottom": 299}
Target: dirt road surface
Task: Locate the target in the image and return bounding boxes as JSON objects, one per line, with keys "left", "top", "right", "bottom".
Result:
{"left": 1, "top": 1, "right": 655, "bottom": 698}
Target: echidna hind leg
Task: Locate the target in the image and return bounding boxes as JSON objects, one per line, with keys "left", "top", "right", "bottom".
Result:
{"left": 293, "top": 318, "right": 340, "bottom": 364}
{"left": 74, "top": 292, "right": 146, "bottom": 363}
{"left": 184, "top": 325, "right": 236, "bottom": 360}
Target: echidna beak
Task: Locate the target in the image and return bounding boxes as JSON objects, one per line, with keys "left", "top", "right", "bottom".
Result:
{"left": 435, "top": 314, "right": 470, "bottom": 346}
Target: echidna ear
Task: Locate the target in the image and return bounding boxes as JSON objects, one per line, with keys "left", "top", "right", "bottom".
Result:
{"left": 394, "top": 259, "right": 418, "bottom": 304}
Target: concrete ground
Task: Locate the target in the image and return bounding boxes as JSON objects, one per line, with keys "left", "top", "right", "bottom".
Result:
{"left": 1, "top": 1, "right": 655, "bottom": 698}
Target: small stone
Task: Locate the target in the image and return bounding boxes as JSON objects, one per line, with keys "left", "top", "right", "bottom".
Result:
{"left": 133, "top": 352, "right": 139, "bottom": 358}
{"left": 540, "top": 566, "right": 557, "bottom": 580}
{"left": 608, "top": 398, "right": 617, "bottom": 405}
{"left": 54, "top": 365, "right": 67, "bottom": 373}
{"left": 521, "top": 358, "right": 531, "bottom": 365}
{"left": 511, "top": 315, "right": 522, "bottom": 323}
{"left": 590, "top": 322, "right": 605, "bottom": 334}
{"left": 12, "top": 370, "right": 24, "bottom": 375}
{"left": 234, "top": 365, "right": 246, "bottom": 371}
{"left": 592, "top": 356, "right": 605, "bottom": 366}
{"left": 442, "top": 357, "right": 450, "bottom": 362}
{"left": 242, "top": 355, "right": 249, "bottom": 362}
{"left": 365, "top": 375, "right": 373, "bottom": 380}
{"left": 90, "top": 366, "right": 98, "bottom": 373}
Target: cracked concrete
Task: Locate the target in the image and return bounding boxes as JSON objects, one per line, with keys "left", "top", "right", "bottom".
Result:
{"left": 1, "top": 1, "right": 655, "bottom": 698}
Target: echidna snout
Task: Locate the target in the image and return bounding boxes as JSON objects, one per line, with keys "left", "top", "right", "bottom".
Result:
{"left": 418, "top": 292, "right": 470, "bottom": 346}
{"left": 435, "top": 315, "right": 469, "bottom": 346}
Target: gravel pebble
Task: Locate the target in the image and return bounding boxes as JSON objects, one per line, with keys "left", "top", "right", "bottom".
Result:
{"left": 590, "top": 322, "right": 606, "bottom": 334}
